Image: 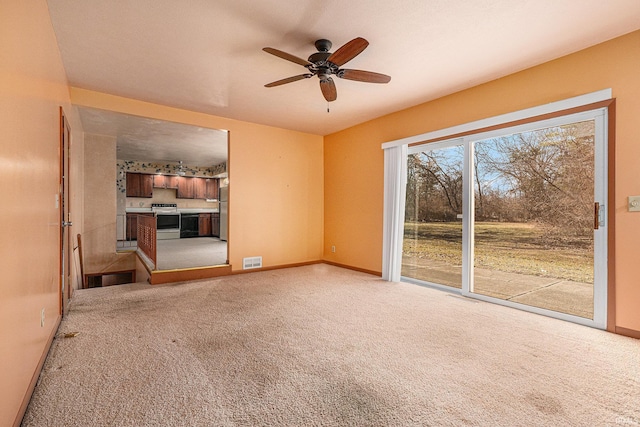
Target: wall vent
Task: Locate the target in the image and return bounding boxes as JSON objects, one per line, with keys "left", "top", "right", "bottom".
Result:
{"left": 243, "top": 256, "right": 262, "bottom": 270}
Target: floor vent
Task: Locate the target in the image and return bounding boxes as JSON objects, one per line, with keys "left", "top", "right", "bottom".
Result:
{"left": 243, "top": 256, "right": 262, "bottom": 270}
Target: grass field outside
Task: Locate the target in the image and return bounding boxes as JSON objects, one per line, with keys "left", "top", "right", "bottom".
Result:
{"left": 403, "top": 221, "right": 593, "bottom": 284}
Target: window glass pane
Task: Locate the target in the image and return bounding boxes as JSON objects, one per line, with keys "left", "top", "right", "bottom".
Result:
{"left": 472, "top": 120, "right": 595, "bottom": 319}
{"left": 402, "top": 145, "right": 463, "bottom": 288}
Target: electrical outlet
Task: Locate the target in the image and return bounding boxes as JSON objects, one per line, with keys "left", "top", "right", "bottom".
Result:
{"left": 331, "top": 245, "right": 336, "bottom": 253}
{"left": 40, "top": 308, "right": 45, "bottom": 327}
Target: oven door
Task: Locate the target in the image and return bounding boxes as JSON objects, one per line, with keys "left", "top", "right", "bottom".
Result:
{"left": 156, "top": 213, "right": 180, "bottom": 230}
{"left": 180, "top": 213, "right": 199, "bottom": 238}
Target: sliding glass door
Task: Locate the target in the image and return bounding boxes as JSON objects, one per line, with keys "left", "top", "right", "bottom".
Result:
{"left": 402, "top": 141, "right": 464, "bottom": 289}
{"left": 401, "top": 109, "right": 607, "bottom": 328}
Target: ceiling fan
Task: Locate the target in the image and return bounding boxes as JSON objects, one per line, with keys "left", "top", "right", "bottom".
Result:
{"left": 263, "top": 37, "right": 391, "bottom": 102}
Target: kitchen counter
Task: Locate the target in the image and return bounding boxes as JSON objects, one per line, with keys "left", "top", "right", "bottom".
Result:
{"left": 179, "top": 208, "right": 219, "bottom": 214}
{"left": 125, "top": 208, "right": 153, "bottom": 213}
{"left": 125, "top": 208, "right": 218, "bottom": 213}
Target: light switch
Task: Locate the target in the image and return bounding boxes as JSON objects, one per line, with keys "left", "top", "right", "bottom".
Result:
{"left": 629, "top": 196, "right": 640, "bottom": 212}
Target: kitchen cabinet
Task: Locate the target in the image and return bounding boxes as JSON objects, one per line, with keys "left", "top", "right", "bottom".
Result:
{"left": 177, "top": 176, "right": 217, "bottom": 200}
{"left": 205, "top": 178, "right": 219, "bottom": 200}
{"left": 194, "top": 177, "right": 207, "bottom": 200}
{"left": 176, "top": 176, "right": 195, "bottom": 199}
{"left": 153, "top": 174, "right": 178, "bottom": 189}
{"left": 167, "top": 176, "right": 179, "bottom": 189}
{"left": 199, "top": 213, "right": 212, "bottom": 236}
{"left": 126, "top": 173, "right": 153, "bottom": 198}
{"left": 153, "top": 174, "right": 165, "bottom": 188}
{"left": 212, "top": 212, "right": 220, "bottom": 237}
{"left": 126, "top": 212, "right": 154, "bottom": 240}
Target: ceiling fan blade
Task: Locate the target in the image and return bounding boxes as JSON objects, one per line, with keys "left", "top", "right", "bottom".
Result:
{"left": 320, "top": 78, "right": 337, "bottom": 102}
{"left": 265, "top": 74, "right": 313, "bottom": 87}
{"left": 263, "top": 47, "right": 312, "bottom": 67}
{"left": 327, "top": 37, "right": 369, "bottom": 66}
{"left": 339, "top": 69, "right": 391, "bottom": 84}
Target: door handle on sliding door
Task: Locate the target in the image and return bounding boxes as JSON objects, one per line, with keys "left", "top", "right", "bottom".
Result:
{"left": 594, "top": 202, "right": 605, "bottom": 229}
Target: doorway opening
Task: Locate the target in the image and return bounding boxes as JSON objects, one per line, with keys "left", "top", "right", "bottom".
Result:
{"left": 76, "top": 106, "right": 230, "bottom": 282}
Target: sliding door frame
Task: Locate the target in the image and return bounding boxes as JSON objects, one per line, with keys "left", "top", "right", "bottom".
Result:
{"left": 383, "top": 90, "right": 616, "bottom": 330}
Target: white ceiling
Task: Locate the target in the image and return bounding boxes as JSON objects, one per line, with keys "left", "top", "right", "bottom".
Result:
{"left": 78, "top": 107, "right": 228, "bottom": 167}
{"left": 49, "top": 0, "right": 640, "bottom": 137}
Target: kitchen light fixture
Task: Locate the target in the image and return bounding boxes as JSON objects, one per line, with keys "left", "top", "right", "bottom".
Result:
{"left": 175, "top": 161, "right": 186, "bottom": 176}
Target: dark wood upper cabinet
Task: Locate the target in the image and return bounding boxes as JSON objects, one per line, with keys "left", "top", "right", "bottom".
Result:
{"left": 126, "top": 173, "right": 153, "bottom": 198}
{"left": 177, "top": 176, "right": 217, "bottom": 199}
{"left": 153, "top": 174, "right": 166, "bottom": 188}
{"left": 194, "top": 177, "right": 207, "bottom": 200}
{"left": 176, "top": 176, "right": 195, "bottom": 199}
{"left": 166, "top": 175, "right": 179, "bottom": 189}
{"left": 205, "top": 178, "right": 219, "bottom": 200}
{"left": 154, "top": 174, "right": 179, "bottom": 189}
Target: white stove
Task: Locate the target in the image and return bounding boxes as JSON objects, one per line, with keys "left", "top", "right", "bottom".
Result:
{"left": 152, "top": 204, "right": 180, "bottom": 240}
{"left": 151, "top": 203, "right": 178, "bottom": 214}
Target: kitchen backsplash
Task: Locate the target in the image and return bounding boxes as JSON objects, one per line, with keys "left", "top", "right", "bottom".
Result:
{"left": 127, "top": 189, "right": 219, "bottom": 210}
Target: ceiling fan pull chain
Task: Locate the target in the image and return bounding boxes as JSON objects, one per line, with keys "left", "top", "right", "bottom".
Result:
{"left": 327, "top": 103, "right": 330, "bottom": 113}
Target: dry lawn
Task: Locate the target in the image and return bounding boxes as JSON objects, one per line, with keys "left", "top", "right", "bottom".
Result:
{"left": 403, "top": 221, "right": 593, "bottom": 283}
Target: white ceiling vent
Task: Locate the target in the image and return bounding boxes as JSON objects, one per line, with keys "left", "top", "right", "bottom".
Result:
{"left": 243, "top": 256, "right": 262, "bottom": 270}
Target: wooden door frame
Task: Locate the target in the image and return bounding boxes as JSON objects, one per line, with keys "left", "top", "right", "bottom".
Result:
{"left": 59, "top": 107, "right": 72, "bottom": 315}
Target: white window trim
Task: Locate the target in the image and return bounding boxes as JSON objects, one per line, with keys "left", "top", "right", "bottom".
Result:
{"left": 381, "top": 89, "right": 611, "bottom": 150}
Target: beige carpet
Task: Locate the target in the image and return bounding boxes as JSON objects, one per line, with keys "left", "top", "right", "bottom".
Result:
{"left": 22, "top": 265, "right": 639, "bottom": 426}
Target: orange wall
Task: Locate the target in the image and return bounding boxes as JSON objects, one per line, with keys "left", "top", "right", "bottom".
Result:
{"left": 2, "top": 3, "right": 637, "bottom": 424}
{"left": 0, "top": 1, "right": 83, "bottom": 425}
{"left": 70, "top": 88, "right": 324, "bottom": 271}
{"left": 324, "top": 31, "right": 640, "bottom": 332}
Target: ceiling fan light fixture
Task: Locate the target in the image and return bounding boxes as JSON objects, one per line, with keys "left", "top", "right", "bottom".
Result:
{"left": 263, "top": 37, "right": 391, "bottom": 102}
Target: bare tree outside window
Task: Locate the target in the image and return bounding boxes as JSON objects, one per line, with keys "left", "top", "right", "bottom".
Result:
{"left": 403, "top": 120, "right": 595, "bottom": 308}
{"left": 475, "top": 121, "right": 595, "bottom": 244}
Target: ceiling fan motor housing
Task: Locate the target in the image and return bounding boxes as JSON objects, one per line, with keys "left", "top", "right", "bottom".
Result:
{"left": 307, "top": 51, "right": 331, "bottom": 64}
{"left": 308, "top": 41, "right": 338, "bottom": 81}
{"left": 314, "top": 39, "right": 332, "bottom": 52}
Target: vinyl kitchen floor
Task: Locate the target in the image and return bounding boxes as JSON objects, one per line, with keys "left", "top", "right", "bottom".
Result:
{"left": 156, "top": 237, "right": 227, "bottom": 270}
